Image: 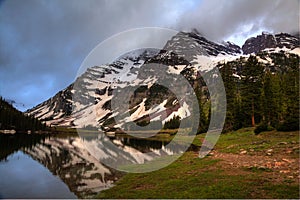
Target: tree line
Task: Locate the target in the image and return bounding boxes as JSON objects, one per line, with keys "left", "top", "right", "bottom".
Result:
{"left": 120, "top": 51, "right": 299, "bottom": 134}
{"left": 0, "top": 97, "right": 47, "bottom": 131}
{"left": 209, "top": 52, "right": 299, "bottom": 133}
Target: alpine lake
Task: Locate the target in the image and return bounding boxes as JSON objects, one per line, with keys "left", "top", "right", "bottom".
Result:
{"left": 0, "top": 129, "right": 194, "bottom": 198}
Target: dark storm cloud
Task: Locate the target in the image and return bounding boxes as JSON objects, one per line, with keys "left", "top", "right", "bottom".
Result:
{"left": 0, "top": 0, "right": 298, "bottom": 110}
{"left": 0, "top": 0, "right": 191, "bottom": 110}
{"left": 178, "top": 0, "right": 299, "bottom": 43}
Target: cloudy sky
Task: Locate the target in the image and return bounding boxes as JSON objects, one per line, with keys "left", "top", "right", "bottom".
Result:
{"left": 0, "top": 0, "right": 298, "bottom": 111}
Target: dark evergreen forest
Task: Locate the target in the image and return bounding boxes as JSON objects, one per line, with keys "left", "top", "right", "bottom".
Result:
{"left": 0, "top": 97, "right": 47, "bottom": 131}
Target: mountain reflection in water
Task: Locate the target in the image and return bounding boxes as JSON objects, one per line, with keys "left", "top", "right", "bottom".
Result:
{"left": 0, "top": 132, "right": 187, "bottom": 198}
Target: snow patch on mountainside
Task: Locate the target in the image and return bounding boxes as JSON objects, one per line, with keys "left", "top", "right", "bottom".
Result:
{"left": 26, "top": 32, "right": 299, "bottom": 131}
{"left": 192, "top": 54, "right": 243, "bottom": 72}
{"left": 290, "top": 48, "right": 300, "bottom": 56}
{"left": 163, "top": 102, "right": 190, "bottom": 123}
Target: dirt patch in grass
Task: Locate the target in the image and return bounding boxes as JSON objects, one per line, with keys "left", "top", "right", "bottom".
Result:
{"left": 205, "top": 129, "right": 300, "bottom": 184}
{"left": 210, "top": 150, "right": 299, "bottom": 184}
{"left": 96, "top": 129, "right": 299, "bottom": 199}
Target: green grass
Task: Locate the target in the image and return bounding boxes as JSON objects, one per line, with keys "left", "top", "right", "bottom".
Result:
{"left": 95, "top": 128, "right": 299, "bottom": 199}
{"left": 263, "top": 184, "right": 300, "bottom": 199}
{"left": 97, "top": 151, "right": 298, "bottom": 199}
{"left": 98, "top": 154, "right": 234, "bottom": 199}
{"left": 193, "top": 128, "right": 299, "bottom": 155}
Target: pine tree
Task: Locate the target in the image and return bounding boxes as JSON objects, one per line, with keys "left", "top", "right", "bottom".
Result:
{"left": 278, "top": 55, "right": 299, "bottom": 131}
{"left": 240, "top": 56, "right": 264, "bottom": 127}
{"left": 219, "top": 62, "right": 238, "bottom": 131}
{"left": 0, "top": 97, "right": 47, "bottom": 131}
{"left": 193, "top": 77, "right": 208, "bottom": 134}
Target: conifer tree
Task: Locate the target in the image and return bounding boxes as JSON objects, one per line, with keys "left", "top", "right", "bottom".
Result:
{"left": 240, "top": 56, "right": 264, "bottom": 127}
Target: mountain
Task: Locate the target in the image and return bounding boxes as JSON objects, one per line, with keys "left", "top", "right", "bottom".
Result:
{"left": 162, "top": 31, "right": 242, "bottom": 58}
{"left": 26, "top": 31, "right": 300, "bottom": 133}
{"left": 25, "top": 31, "right": 241, "bottom": 128}
{"left": 242, "top": 32, "right": 299, "bottom": 54}
{"left": 26, "top": 49, "right": 159, "bottom": 127}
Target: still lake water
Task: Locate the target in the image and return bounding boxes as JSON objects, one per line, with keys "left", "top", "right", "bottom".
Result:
{"left": 0, "top": 132, "right": 187, "bottom": 198}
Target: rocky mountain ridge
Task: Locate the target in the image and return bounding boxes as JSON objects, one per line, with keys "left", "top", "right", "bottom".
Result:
{"left": 25, "top": 31, "right": 300, "bottom": 131}
{"left": 242, "top": 32, "right": 299, "bottom": 54}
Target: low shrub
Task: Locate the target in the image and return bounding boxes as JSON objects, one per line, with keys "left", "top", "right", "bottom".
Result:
{"left": 254, "top": 122, "right": 274, "bottom": 135}
{"left": 276, "top": 119, "right": 299, "bottom": 132}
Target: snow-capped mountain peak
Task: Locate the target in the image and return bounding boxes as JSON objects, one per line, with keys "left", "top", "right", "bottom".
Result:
{"left": 26, "top": 31, "right": 299, "bottom": 130}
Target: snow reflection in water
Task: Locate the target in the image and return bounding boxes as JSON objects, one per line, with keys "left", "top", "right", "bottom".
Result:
{"left": 0, "top": 132, "right": 187, "bottom": 198}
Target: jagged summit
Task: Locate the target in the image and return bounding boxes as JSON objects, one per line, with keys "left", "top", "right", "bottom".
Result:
{"left": 25, "top": 31, "right": 300, "bottom": 129}
{"left": 242, "top": 32, "right": 299, "bottom": 54}
{"left": 163, "top": 31, "right": 242, "bottom": 59}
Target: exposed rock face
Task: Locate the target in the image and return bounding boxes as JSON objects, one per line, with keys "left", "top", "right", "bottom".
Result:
{"left": 25, "top": 49, "right": 159, "bottom": 127}
{"left": 242, "top": 32, "right": 299, "bottom": 54}
{"left": 25, "top": 31, "right": 299, "bottom": 130}
{"left": 26, "top": 84, "right": 74, "bottom": 122}
{"left": 28, "top": 30, "right": 239, "bottom": 128}
{"left": 225, "top": 41, "right": 242, "bottom": 54}
{"left": 146, "top": 31, "right": 242, "bottom": 68}
{"left": 275, "top": 33, "right": 299, "bottom": 49}
{"left": 162, "top": 31, "right": 242, "bottom": 59}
